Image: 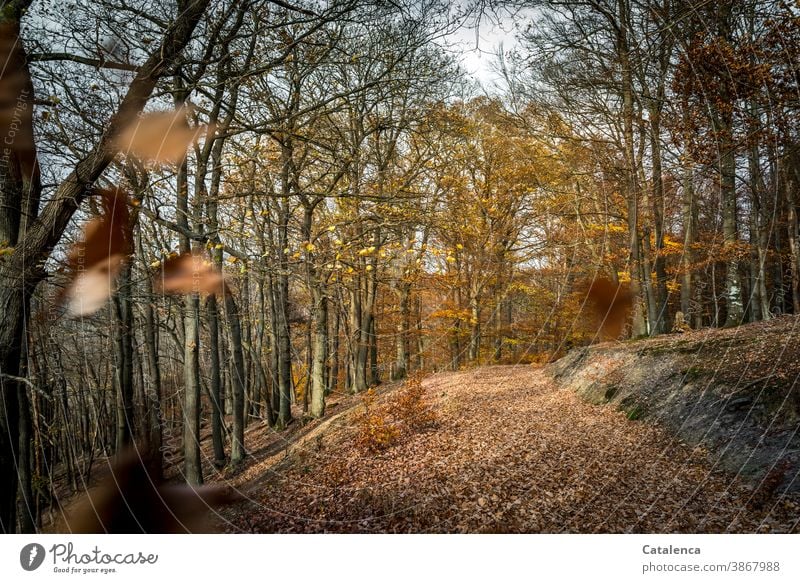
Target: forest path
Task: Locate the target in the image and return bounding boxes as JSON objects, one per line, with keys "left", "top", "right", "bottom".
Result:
{"left": 219, "top": 365, "right": 798, "bottom": 533}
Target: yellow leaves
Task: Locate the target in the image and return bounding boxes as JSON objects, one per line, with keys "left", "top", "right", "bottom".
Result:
{"left": 358, "top": 246, "right": 376, "bottom": 256}
{"left": 0, "top": 244, "right": 14, "bottom": 257}
{"left": 226, "top": 255, "right": 238, "bottom": 264}
{"left": 446, "top": 255, "right": 457, "bottom": 264}
{"left": 365, "top": 265, "right": 373, "bottom": 272}
{"left": 214, "top": 243, "right": 224, "bottom": 250}
{"left": 305, "top": 242, "right": 316, "bottom": 252}
{"left": 327, "top": 225, "right": 336, "bottom": 232}
{"left": 587, "top": 223, "right": 626, "bottom": 234}
{"left": 660, "top": 235, "right": 684, "bottom": 256}
{"left": 430, "top": 308, "right": 470, "bottom": 321}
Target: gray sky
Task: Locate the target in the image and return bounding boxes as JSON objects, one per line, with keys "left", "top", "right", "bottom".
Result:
{"left": 446, "top": 11, "right": 521, "bottom": 89}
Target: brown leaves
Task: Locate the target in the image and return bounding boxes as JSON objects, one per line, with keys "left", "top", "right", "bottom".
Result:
{"left": 154, "top": 251, "right": 225, "bottom": 296}
{"left": 61, "top": 448, "right": 240, "bottom": 533}
{"left": 59, "top": 104, "right": 215, "bottom": 313}
{"left": 355, "top": 376, "right": 436, "bottom": 453}
{"left": 113, "top": 107, "right": 212, "bottom": 165}
{"left": 581, "top": 277, "right": 633, "bottom": 339}
{"left": 67, "top": 188, "right": 132, "bottom": 272}
{"left": 62, "top": 188, "right": 132, "bottom": 316}
{"left": 231, "top": 366, "right": 799, "bottom": 534}
{"left": 0, "top": 22, "right": 37, "bottom": 178}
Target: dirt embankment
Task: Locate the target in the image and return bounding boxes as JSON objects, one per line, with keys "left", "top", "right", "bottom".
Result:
{"left": 546, "top": 315, "right": 800, "bottom": 492}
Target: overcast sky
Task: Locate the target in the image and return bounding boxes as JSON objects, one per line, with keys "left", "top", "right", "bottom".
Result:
{"left": 445, "top": 10, "right": 522, "bottom": 90}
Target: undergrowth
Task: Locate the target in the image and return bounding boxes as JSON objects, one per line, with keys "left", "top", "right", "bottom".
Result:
{"left": 355, "top": 374, "right": 437, "bottom": 453}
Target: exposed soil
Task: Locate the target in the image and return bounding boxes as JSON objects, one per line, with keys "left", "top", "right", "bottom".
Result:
{"left": 548, "top": 315, "right": 800, "bottom": 492}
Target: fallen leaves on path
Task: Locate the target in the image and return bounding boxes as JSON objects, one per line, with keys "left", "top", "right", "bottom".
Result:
{"left": 221, "top": 366, "right": 798, "bottom": 533}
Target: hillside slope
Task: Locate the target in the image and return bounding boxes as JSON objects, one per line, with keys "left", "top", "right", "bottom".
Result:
{"left": 548, "top": 315, "right": 800, "bottom": 494}
{"left": 218, "top": 321, "right": 800, "bottom": 532}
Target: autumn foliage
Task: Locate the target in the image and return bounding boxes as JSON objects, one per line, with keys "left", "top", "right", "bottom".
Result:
{"left": 355, "top": 375, "right": 436, "bottom": 453}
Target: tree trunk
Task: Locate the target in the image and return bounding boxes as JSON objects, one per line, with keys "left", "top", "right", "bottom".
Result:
{"left": 328, "top": 306, "right": 340, "bottom": 395}
{"left": 309, "top": 285, "right": 328, "bottom": 418}
{"left": 468, "top": 292, "right": 480, "bottom": 361}
{"left": 16, "top": 383, "right": 34, "bottom": 533}
{"left": 182, "top": 294, "right": 202, "bottom": 485}
{"left": 223, "top": 292, "right": 247, "bottom": 464}
{"left": 392, "top": 284, "right": 410, "bottom": 380}
{"left": 680, "top": 165, "right": 696, "bottom": 322}
{"left": 140, "top": 265, "right": 163, "bottom": 471}
{"left": 114, "top": 264, "right": 135, "bottom": 452}
{"left": 207, "top": 295, "right": 226, "bottom": 466}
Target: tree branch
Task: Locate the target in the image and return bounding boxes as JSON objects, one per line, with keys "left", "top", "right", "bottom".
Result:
{"left": 28, "top": 52, "right": 139, "bottom": 72}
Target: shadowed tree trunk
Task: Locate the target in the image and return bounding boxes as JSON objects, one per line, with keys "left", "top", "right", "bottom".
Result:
{"left": 114, "top": 264, "right": 135, "bottom": 452}
{"left": 0, "top": 0, "right": 209, "bottom": 530}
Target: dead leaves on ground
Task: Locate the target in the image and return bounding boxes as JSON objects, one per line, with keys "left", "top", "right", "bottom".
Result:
{"left": 225, "top": 367, "right": 799, "bottom": 534}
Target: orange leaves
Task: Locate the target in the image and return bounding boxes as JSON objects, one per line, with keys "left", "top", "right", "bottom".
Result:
{"left": 389, "top": 374, "right": 437, "bottom": 432}
{"left": 153, "top": 252, "right": 226, "bottom": 296}
{"left": 113, "top": 107, "right": 212, "bottom": 165}
{"left": 355, "top": 376, "right": 436, "bottom": 454}
{"left": 67, "top": 188, "right": 132, "bottom": 272}
{"left": 62, "top": 188, "right": 132, "bottom": 316}
{"left": 581, "top": 277, "right": 633, "bottom": 340}
{"left": 355, "top": 389, "right": 400, "bottom": 453}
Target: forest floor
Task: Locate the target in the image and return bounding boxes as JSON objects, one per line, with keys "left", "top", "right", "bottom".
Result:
{"left": 45, "top": 318, "right": 800, "bottom": 533}
{"left": 215, "top": 359, "right": 800, "bottom": 533}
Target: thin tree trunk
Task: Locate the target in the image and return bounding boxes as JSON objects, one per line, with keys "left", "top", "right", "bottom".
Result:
{"left": 393, "top": 285, "right": 410, "bottom": 380}
{"left": 223, "top": 292, "right": 246, "bottom": 464}
{"left": 114, "top": 264, "right": 135, "bottom": 452}
{"left": 207, "top": 295, "right": 226, "bottom": 467}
